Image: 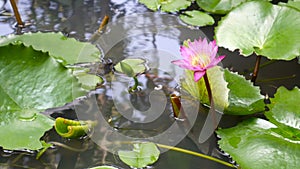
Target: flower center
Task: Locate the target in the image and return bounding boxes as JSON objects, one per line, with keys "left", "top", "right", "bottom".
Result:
{"left": 191, "top": 56, "right": 199, "bottom": 66}
{"left": 191, "top": 54, "right": 210, "bottom": 67}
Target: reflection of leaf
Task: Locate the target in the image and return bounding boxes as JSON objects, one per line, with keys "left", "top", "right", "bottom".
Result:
{"left": 216, "top": 1, "right": 300, "bottom": 60}
{"left": 0, "top": 44, "right": 85, "bottom": 150}
{"left": 217, "top": 118, "right": 300, "bottom": 169}
{"left": 138, "top": 0, "right": 191, "bottom": 12}
{"left": 114, "top": 58, "right": 146, "bottom": 76}
{"left": 181, "top": 67, "right": 264, "bottom": 115}
{"left": 196, "top": 0, "right": 270, "bottom": 14}
{"left": 0, "top": 32, "right": 100, "bottom": 65}
{"left": 118, "top": 142, "right": 160, "bottom": 168}
{"left": 265, "top": 87, "right": 300, "bottom": 130}
{"left": 179, "top": 10, "right": 215, "bottom": 27}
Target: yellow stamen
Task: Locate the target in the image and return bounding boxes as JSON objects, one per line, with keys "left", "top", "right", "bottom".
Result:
{"left": 191, "top": 54, "right": 210, "bottom": 67}
{"left": 191, "top": 56, "right": 199, "bottom": 66}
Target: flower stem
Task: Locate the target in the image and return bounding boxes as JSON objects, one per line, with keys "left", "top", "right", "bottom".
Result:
{"left": 156, "top": 143, "right": 236, "bottom": 168}
{"left": 251, "top": 55, "right": 261, "bottom": 83}
{"left": 203, "top": 73, "right": 218, "bottom": 128}
{"left": 9, "top": 0, "right": 24, "bottom": 27}
{"left": 129, "top": 76, "right": 139, "bottom": 92}
{"left": 203, "top": 73, "right": 215, "bottom": 111}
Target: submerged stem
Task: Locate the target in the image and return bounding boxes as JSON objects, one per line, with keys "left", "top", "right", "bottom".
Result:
{"left": 251, "top": 55, "right": 262, "bottom": 83}
{"left": 118, "top": 141, "right": 236, "bottom": 168}
{"left": 156, "top": 144, "right": 236, "bottom": 168}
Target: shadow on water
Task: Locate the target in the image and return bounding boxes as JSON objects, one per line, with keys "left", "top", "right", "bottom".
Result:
{"left": 0, "top": 0, "right": 299, "bottom": 169}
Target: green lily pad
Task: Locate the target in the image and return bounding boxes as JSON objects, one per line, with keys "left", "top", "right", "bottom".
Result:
{"left": 179, "top": 10, "right": 215, "bottom": 27}
{"left": 217, "top": 118, "right": 300, "bottom": 169}
{"left": 181, "top": 67, "right": 264, "bottom": 115}
{"left": 215, "top": 1, "right": 300, "bottom": 60}
{"left": 0, "top": 32, "right": 100, "bottom": 65}
{"left": 72, "top": 68, "right": 103, "bottom": 90}
{"left": 138, "top": 0, "right": 191, "bottom": 12}
{"left": 114, "top": 58, "right": 146, "bottom": 76}
{"left": 265, "top": 86, "right": 300, "bottom": 130}
{"left": 280, "top": 0, "right": 300, "bottom": 11}
{"left": 0, "top": 44, "right": 85, "bottom": 150}
{"left": 223, "top": 69, "right": 265, "bottom": 115}
{"left": 118, "top": 142, "right": 160, "bottom": 168}
{"left": 196, "top": 0, "right": 270, "bottom": 14}
{"left": 90, "top": 166, "right": 118, "bottom": 169}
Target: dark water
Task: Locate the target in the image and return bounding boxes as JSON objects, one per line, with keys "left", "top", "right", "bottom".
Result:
{"left": 0, "top": 0, "right": 299, "bottom": 169}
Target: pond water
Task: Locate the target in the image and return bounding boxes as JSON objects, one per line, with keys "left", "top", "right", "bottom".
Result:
{"left": 0, "top": 0, "right": 299, "bottom": 169}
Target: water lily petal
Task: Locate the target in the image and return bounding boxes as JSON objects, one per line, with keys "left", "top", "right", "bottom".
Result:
{"left": 172, "top": 37, "right": 226, "bottom": 80}
{"left": 194, "top": 71, "right": 206, "bottom": 82}
{"left": 171, "top": 59, "right": 193, "bottom": 69}
{"left": 207, "top": 55, "right": 226, "bottom": 69}
{"left": 180, "top": 46, "right": 194, "bottom": 61}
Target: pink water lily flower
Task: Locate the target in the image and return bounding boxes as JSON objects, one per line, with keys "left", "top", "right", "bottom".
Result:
{"left": 172, "top": 38, "right": 225, "bottom": 82}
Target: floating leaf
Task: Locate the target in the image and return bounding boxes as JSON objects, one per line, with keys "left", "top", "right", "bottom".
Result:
{"left": 114, "top": 58, "right": 146, "bottom": 76}
{"left": 265, "top": 87, "right": 300, "bottom": 130}
{"left": 217, "top": 118, "right": 300, "bottom": 169}
{"left": 0, "top": 32, "right": 100, "bottom": 65}
{"left": 280, "top": 0, "right": 300, "bottom": 11}
{"left": 181, "top": 67, "right": 264, "bottom": 115}
{"left": 118, "top": 142, "right": 160, "bottom": 168}
{"left": 89, "top": 166, "right": 119, "bottom": 169}
{"left": 196, "top": 0, "right": 270, "bottom": 14}
{"left": 215, "top": 1, "right": 300, "bottom": 60}
{"left": 72, "top": 68, "right": 103, "bottom": 90}
{"left": 179, "top": 10, "right": 215, "bottom": 27}
{"left": 0, "top": 44, "right": 85, "bottom": 150}
{"left": 138, "top": 0, "right": 191, "bottom": 12}
{"left": 223, "top": 69, "right": 265, "bottom": 115}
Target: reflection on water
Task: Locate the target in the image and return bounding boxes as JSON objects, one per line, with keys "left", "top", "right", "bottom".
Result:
{"left": 1, "top": 0, "right": 148, "bottom": 40}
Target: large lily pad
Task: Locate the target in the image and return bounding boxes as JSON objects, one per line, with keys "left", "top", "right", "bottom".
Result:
{"left": 217, "top": 118, "right": 300, "bottom": 169}
{"left": 280, "top": 0, "right": 300, "bottom": 11}
{"left": 181, "top": 67, "right": 264, "bottom": 115}
{"left": 265, "top": 86, "right": 300, "bottom": 130}
{"left": 0, "top": 44, "right": 85, "bottom": 150}
{"left": 196, "top": 0, "right": 269, "bottom": 14}
{"left": 0, "top": 32, "right": 100, "bottom": 65}
{"left": 215, "top": 1, "right": 300, "bottom": 60}
{"left": 223, "top": 69, "right": 265, "bottom": 115}
{"left": 138, "top": 0, "right": 191, "bottom": 12}
{"left": 179, "top": 10, "right": 215, "bottom": 27}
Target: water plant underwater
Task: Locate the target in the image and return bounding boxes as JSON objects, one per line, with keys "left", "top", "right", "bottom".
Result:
{"left": 0, "top": 0, "right": 299, "bottom": 169}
